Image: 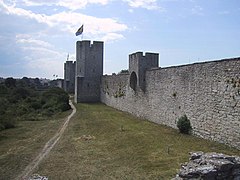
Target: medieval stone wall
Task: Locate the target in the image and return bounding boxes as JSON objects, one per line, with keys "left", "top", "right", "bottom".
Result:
{"left": 100, "top": 58, "right": 240, "bottom": 149}
{"left": 64, "top": 61, "right": 75, "bottom": 93}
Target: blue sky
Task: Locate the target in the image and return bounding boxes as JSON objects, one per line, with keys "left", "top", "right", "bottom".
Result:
{"left": 0, "top": 0, "right": 240, "bottom": 79}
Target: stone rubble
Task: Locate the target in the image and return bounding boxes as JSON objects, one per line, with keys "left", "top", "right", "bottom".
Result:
{"left": 28, "top": 174, "right": 48, "bottom": 180}
{"left": 173, "top": 152, "right": 240, "bottom": 180}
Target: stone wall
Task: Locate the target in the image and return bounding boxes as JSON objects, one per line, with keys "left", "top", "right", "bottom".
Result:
{"left": 101, "top": 58, "right": 240, "bottom": 149}
{"left": 64, "top": 61, "right": 75, "bottom": 93}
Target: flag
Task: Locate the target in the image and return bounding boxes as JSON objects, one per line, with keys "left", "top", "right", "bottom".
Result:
{"left": 75, "top": 25, "right": 83, "bottom": 36}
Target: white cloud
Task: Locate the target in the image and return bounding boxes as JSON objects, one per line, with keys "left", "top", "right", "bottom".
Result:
{"left": 123, "top": 0, "right": 162, "bottom": 10}
{"left": 1, "top": 1, "right": 52, "bottom": 26}
{"left": 15, "top": 34, "right": 65, "bottom": 78}
{"left": 128, "top": 9, "right": 134, "bottom": 13}
{"left": 21, "top": 45, "right": 65, "bottom": 78}
{"left": 20, "top": 0, "right": 162, "bottom": 11}
{"left": 25, "top": 56, "right": 64, "bottom": 78}
{"left": 101, "top": 33, "right": 125, "bottom": 42}
{"left": 0, "top": 0, "right": 129, "bottom": 78}
{"left": 191, "top": 5, "right": 204, "bottom": 16}
{"left": 21, "top": 0, "right": 111, "bottom": 11}
{"left": 1, "top": 1, "right": 128, "bottom": 41}
{"left": 16, "top": 35, "right": 53, "bottom": 48}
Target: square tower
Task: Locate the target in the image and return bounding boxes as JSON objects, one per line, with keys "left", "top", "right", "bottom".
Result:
{"left": 75, "top": 40, "right": 104, "bottom": 103}
{"left": 129, "top": 52, "right": 159, "bottom": 91}
{"left": 64, "top": 61, "right": 76, "bottom": 93}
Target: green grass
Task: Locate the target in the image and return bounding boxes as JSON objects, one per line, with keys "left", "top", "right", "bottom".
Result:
{"left": 0, "top": 110, "right": 71, "bottom": 180}
{"left": 34, "top": 103, "right": 240, "bottom": 179}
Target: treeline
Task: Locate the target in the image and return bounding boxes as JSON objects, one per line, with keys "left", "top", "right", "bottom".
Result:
{"left": 0, "top": 77, "right": 71, "bottom": 131}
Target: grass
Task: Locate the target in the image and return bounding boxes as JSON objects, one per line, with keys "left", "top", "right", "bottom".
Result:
{"left": 33, "top": 103, "right": 240, "bottom": 179}
{"left": 0, "top": 110, "right": 71, "bottom": 180}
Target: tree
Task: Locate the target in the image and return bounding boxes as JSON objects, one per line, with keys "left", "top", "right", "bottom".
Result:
{"left": 5, "top": 77, "right": 16, "bottom": 88}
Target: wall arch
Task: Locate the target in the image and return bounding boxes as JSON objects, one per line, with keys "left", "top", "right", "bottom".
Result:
{"left": 130, "top": 72, "right": 137, "bottom": 91}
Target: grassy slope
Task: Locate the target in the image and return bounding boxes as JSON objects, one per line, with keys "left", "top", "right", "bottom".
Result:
{"left": 0, "top": 111, "right": 71, "bottom": 180}
{"left": 35, "top": 103, "right": 240, "bottom": 179}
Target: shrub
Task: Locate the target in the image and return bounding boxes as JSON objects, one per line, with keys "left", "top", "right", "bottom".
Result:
{"left": 0, "top": 98, "right": 8, "bottom": 114}
{"left": 30, "top": 100, "right": 42, "bottom": 110}
{"left": 42, "top": 87, "right": 70, "bottom": 112}
{"left": 0, "top": 85, "right": 8, "bottom": 96}
{"left": 0, "top": 117, "right": 16, "bottom": 130}
{"left": 58, "top": 102, "right": 71, "bottom": 111}
{"left": 5, "top": 77, "right": 16, "bottom": 88}
{"left": 0, "top": 86, "right": 70, "bottom": 131}
{"left": 177, "top": 115, "right": 192, "bottom": 134}
{"left": 12, "top": 87, "right": 31, "bottom": 99}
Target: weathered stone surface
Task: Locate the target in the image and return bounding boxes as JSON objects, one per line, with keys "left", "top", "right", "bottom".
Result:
{"left": 75, "top": 40, "right": 104, "bottom": 103}
{"left": 173, "top": 152, "right": 240, "bottom": 180}
{"left": 64, "top": 61, "right": 75, "bottom": 94}
{"left": 100, "top": 57, "right": 240, "bottom": 149}
{"left": 69, "top": 41, "right": 240, "bottom": 149}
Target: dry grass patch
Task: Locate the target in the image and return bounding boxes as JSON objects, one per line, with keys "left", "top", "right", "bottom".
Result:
{"left": 0, "top": 110, "right": 71, "bottom": 180}
{"left": 35, "top": 103, "right": 240, "bottom": 179}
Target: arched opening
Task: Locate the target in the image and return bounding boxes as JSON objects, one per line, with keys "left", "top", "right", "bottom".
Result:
{"left": 130, "top": 72, "right": 137, "bottom": 91}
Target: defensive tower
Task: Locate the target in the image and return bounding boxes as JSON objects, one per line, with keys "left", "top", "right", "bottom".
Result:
{"left": 75, "top": 40, "right": 104, "bottom": 103}
{"left": 64, "top": 61, "right": 76, "bottom": 93}
{"left": 129, "top": 52, "right": 159, "bottom": 91}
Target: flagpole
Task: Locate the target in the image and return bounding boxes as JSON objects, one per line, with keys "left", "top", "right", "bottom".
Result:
{"left": 82, "top": 24, "right": 84, "bottom": 41}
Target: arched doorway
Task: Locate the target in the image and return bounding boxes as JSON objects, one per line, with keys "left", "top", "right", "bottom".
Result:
{"left": 130, "top": 72, "right": 137, "bottom": 91}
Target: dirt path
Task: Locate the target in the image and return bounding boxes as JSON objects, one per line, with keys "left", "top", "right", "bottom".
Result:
{"left": 16, "top": 100, "right": 76, "bottom": 180}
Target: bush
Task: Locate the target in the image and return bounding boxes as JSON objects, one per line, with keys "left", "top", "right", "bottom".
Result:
{"left": 177, "top": 115, "right": 192, "bottom": 134}
{"left": 0, "top": 85, "right": 8, "bottom": 95}
{"left": 42, "top": 87, "right": 70, "bottom": 112}
{"left": 30, "top": 100, "right": 42, "bottom": 110}
{"left": 0, "top": 85, "right": 71, "bottom": 131}
{"left": 5, "top": 77, "right": 16, "bottom": 88}
{"left": 58, "top": 102, "right": 71, "bottom": 111}
{"left": 12, "top": 87, "right": 31, "bottom": 100}
{"left": 0, "top": 117, "right": 16, "bottom": 130}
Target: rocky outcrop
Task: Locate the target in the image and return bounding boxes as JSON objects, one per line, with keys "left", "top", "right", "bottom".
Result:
{"left": 174, "top": 152, "right": 240, "bottom": 180}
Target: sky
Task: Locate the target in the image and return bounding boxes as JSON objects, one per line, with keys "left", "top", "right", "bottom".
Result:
{"left": 0, "top": 0, "right": 240, "bottom": 79}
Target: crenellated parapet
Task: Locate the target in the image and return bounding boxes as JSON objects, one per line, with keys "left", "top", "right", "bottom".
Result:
{"left": 129, "top": 52, "right": 159, "bottom": 91}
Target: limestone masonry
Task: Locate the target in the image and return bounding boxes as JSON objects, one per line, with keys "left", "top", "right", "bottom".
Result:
{"left": 64, "top": 61, "right": 75, "bottom": 93}
{"left": 64, "top": 40, "right": 240, "bottom": 149}
{"left": 75, "top": 40, "right": 103, "bottom": 103}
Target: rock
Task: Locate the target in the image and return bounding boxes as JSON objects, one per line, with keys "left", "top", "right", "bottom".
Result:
{"left": 190, "top": 151, "right": 204, "bottom": 160}
{"left": 173, "top": 152, "right": 240, "bottom": 180}
{"left": 28, "top": 174, "right": 48, "bottom": 180}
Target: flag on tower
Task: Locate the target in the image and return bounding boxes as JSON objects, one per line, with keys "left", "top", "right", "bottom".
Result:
{"left": 75, "top": 25, "right": 83, "bottom": 36}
